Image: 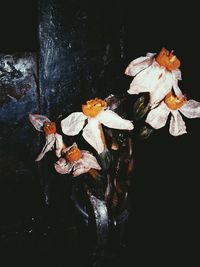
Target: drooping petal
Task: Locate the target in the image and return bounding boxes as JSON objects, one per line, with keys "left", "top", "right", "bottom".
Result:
{"left": 29, "top": 113, "right": 50, "bottom": 132}
{"left": 149, "top": 69, "right": 173, "bottom": 105}
{"left": 35, "top": 134, "right": 55, "bottom": 161}
{"left": 97, "top": 109, "right": 134, "bottom": 130}
{"left": 169, "top": 110, "right": 187, "bottom": 136}
{"left": 125, "top": 53, "right": 155, "bottom": 76}
{"left": 61, "top": 112, "right": 87, "bottom": 136}
{"left": 55, "top": 133, "right": 64, "bottom": 158}
{"left": 172, "top": 69, "right": 182, "bottom": 81}
{"left": 127, "top": 61, "right": 167, "bottom": 96}
{"left": 145, "top": 102, "right": 170, "bottom": 129}
{"left": 171, "top": 72, "right": 182, "bottom": 97}
{"left": 81, "top": 151, "right": 101, "bottom": 170}
{"left": 179, "top": 99, "right": 200, "bottom": 118}
{"left": 54, "top": 158, "right": 73, "bottom": 174}
{"left": 73, "top": 164, "right": 89, "bottom": 177}
{"left": 82, "top": 118, "right": 105, "bottom": 154}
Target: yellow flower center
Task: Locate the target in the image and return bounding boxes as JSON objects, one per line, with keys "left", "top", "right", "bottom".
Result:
{"left": 82, "top": 98, "right": 107, "bottom": 117}
{"left": 43, "top": 121, "right": 57, "bottom": 135}
{"left": 164, "top": 91, "right": 187, "bottom": 110}
{"left": 66, "top": 146, "right": 81, "bottom": 162}
{"left": 156, "top": 47, "right": 181, "bottom": 71}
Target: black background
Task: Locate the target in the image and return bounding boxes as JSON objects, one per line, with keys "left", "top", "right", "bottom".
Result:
{"left": 0, "top": 0, "right": 200, "bottom": 266}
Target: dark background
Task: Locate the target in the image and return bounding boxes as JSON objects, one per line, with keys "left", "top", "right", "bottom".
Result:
{"left": 0, "top": 0, "right": 200, "bottom": 266}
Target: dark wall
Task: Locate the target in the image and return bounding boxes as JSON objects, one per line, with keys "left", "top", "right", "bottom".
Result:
{"left": 39, "top": 0, "right": 128, "bottom": 119}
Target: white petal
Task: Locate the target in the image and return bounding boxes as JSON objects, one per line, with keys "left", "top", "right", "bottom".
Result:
{"left": 81, "top": 151, "right": 101, "bottom": 170}
{"left": 125, "top": 53, "right": 154, "bottom": 77}
{"left": 171, "top": 73, "right": 182, "bottom": 97}
{"left": 97, "top": 109, "right": 134, "bottom": 130}
{"left": 61, "top": 112, "right": 87, "bottom": 136}
{"left": 172, "top": 69, "right": 182, "bottom": 80}
{"left": 127, "top": 61, "right": 167, "bottom": 96}
{"left": 145, "top": 102, "right": 170, "bottom": 129}
{"left": 179, "top": 99, "right": 200, "bottom": 118}
{"left": 29, "top": 113, "right": 50, "bottom": 132}
{"left": 73, "top": 164, "right": 89, "bottom": 177}
{"left": 55, "top": 133, "right": 64, "bottom": 158}
{"left": 82, "top": 118, "right": 105, "bottom": 154}
{"left": 149, "top": 69, "right": 173, "bottom": 105}
{"left": 54, "top": 158, "right": 73, "bottom": 174}
{"left": 169, "top": 110, "right": 187, "bottom": 136}
{"left": 35, "top": 134, "right": 55, "bottom": 161}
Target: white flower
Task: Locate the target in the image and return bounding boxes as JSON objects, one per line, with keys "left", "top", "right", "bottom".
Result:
{"left": 29, "top": 114, "right": 64, "bottom": 161}
{"left": 54, "top": 143, "right": 101, "bottom": 177}
{"left": 61, "top": 98, "right": 134, "bottom": 154}
{"left": 145, "top": 92, "right": 200, "bottom": 136}
{"left": 125, "top": 48, "right": 182, "bottom": 107}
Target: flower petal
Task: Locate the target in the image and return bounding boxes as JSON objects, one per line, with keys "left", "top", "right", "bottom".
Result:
{"left": 54, "top": 158, "right": 73, "bottom": 174}
{"left": 61, "top": 112, "right": 87, "bottom": 136}
{"left": 172, "top": 69, "right": 182, "bottom": 81}
{"left": 81, "top": 151, "right": 101, "bottom": 170}
{"left": 97, "top": 110, "right": 134, "bottom": 130}
{"left": 145, "top": 102, "right": 170, "bottom": 129}
{"left": 169, "top": 110, "right": 187, "bottom": 136}
{"left": 82, "top": 118, "right": 105, "bottom": 154}
{"left": 127, "top": 61, "right": 167, "bottom": 96}
{"left": 125, "top": 53, "right": 155, "bottom": 76}
{"left": 149, "top": 69, "right": 173, "bottom": 105}
{"left": 35, "top": 134, "right": 55, "bottom": 161}
{"left": 179, "top": 100, "right": 200, "bottom": 118}
{"left": 73, "top": 164, "right": 89, "bottom": 177}
{"left": 29, "top": 113, "right": 50, "bottom": 132}
{"left": 55, "top": 133, "right": 64, "bottom": 158}
{"left": 171, "top": 73, "right": 182, "bottom": 97}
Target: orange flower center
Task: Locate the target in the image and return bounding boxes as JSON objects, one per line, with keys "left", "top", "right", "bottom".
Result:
{"left": 156, "top": 47, "right": 181, "bottom": 71}
{"left": 82, "top": 98, "right": 107, "bottom": 117}
{"left": 43, "top": 121, "right": 57, "bottom": 135}
{"left": 66, "top": 146, "right": 81, "bottom": 162}
{"left": 164, "top": 91, "right": 187, "bottom": 110}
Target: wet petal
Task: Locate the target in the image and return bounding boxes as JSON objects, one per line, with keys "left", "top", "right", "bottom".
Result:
{"left": 169, "top": 110, "right": 187, "bottom": 136}
{"left": 82, "top": 118, "right": 105, "bottom": 154}
{"left": 29, "top": 113, "right": 50, "bottom": 132}
{"left": 61, "top": 112, "right": 87, "bottom": 136}
{"left": 125, "top": 53, "right": 154, "bottom": 76}
{"left": 97, "top": 110, "right": 134, "bottom": 130}
{"left": 146, "top": 102, "right": 170, "bottom": 129}
{"left": 179, "top": 99, "right": 200, "bottom": 118}
{"left": 81, "top": 151, "right": 101, "bottom": 170}
{"left": 35, "top": 134, "right": 55, "bottom": 161}
{"left": 54, "top": 158, "right": 73, "bottom": 174}
{"left": 55, "top": 133, "right": 64, "bottom": 158}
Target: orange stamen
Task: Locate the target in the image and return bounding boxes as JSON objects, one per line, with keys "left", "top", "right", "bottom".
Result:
{"left": 164, "top": 91, "right": 187, "bottom": 110}
{"left": 156, "top": 47, "right": 180, "bottom": 71}
{"left": 66, "top": 146, "right": 81, "bottom": 162}
{"left": 43, "top": 121, "right": 57, "bottom": 135}
{"left": 82, "top": 98, "right": 107, "bottom": 117}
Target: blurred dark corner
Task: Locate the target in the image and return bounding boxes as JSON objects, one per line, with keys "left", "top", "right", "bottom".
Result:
{"left": 0, "top": 0, "right": 200, "bottom": 266}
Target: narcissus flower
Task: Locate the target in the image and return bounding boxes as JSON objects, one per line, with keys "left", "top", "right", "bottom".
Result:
{"left": 61, "top": 98, "right": 134, "bottom": 154}
{"left": 29, "top": 114, "right": 64, "bottom": 161}
{"left": 145, "top": 91, "right": 200, "bottom": 136}
{"left": 54, "top": 143, "right": 101, "bottom": 177}
{"left": 125, "top": 48, "right": 182, "bottom": 106}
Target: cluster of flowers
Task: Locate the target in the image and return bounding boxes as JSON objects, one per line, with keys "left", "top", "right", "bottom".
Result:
{"left": 29, "top": 48, "right": 200, "bottom": 178}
